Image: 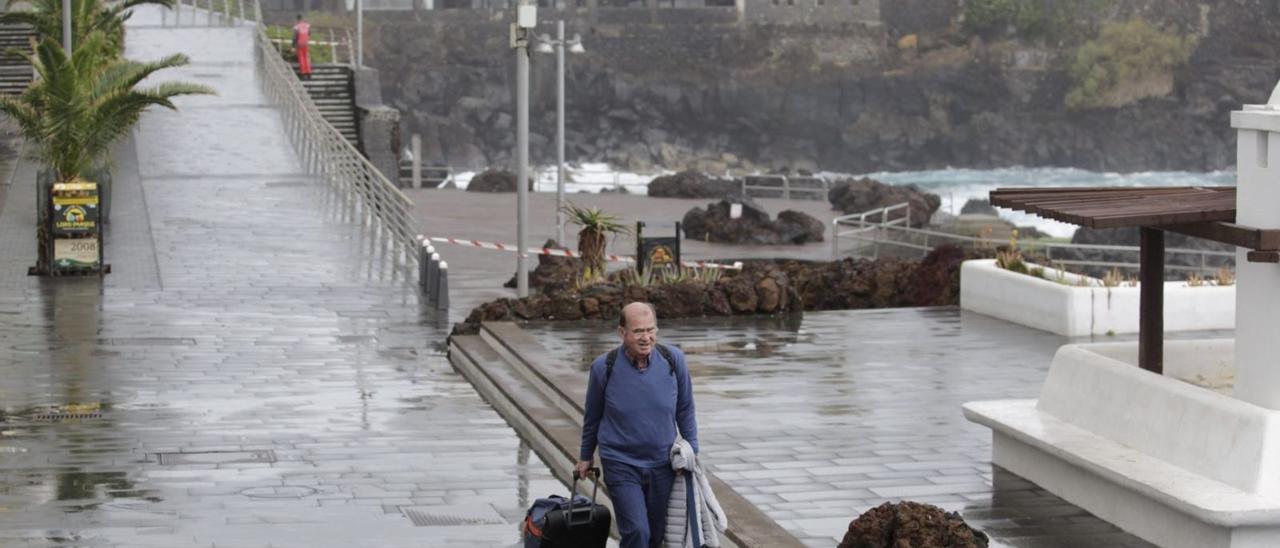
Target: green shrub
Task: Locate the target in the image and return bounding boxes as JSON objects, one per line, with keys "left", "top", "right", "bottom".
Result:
{"left": 962, "top": 0, "right": 1113, "bottom": 43}
{"left": 1065, "top": 18, "right": 1197, "bottom": 110}
{"left": 962, "top": 0, "right": 1020, "bottom": 37}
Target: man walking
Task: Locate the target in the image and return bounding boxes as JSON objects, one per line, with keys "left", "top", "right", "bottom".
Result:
{"left": 291, "top": 14, "right": 311, "bottom": 80}
{"left": 578, "top": 302, "right": 699, "bottom": 548}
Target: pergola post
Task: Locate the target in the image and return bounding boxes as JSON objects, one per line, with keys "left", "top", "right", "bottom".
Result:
{"left": 1231, "top": 105, "right": 1280, "bottom": 409}
{"left": 1139, "top": 227, "right": 1164, "bottom": 374}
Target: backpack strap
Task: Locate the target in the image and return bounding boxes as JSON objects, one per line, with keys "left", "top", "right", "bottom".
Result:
{"left": 656, "top": 344, "right": 676, "bottom": 376}
{"left": 602, "top": 344, "right": 677, "bottom": 393}
{"left": 604, "top": 348, "right": 620, "bottom": 390}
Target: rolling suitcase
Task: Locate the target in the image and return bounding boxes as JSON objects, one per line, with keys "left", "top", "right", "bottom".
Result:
{"left": 523, "top": 468, "right": 612, "bottom": 548}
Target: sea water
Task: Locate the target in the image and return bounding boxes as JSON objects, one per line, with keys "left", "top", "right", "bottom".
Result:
{"left": 452, "top": 164, "right": 1235, "bottom": 239}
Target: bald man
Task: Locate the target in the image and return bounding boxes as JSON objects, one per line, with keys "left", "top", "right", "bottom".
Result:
{"left": 577, "top": 301, "right": 699, "bottom": 548}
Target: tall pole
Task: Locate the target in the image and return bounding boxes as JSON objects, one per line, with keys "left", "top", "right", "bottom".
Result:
{"left": 514, "top": 3, "right": 531, "bottom": 297}
{"left": 555, "top": 20, "right": 566, "bottom": 246}
{"left": 356, "top": 0, "right": 364, "bottom": 68}
{"left": 61, "top": 0, "right": 72, "bottom": 54}
{"left": 1138, "top": 227, "right": 1164, "bottom": 374}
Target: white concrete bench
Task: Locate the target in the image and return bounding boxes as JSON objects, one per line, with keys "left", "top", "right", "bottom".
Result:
{"left": 964, "top": 341, "right": 1280, "bottom": 548}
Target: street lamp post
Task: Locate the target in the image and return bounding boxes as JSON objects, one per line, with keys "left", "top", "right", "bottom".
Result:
{"left": 356, "top": 0, "right": 364, "bottom": 68}
{"left": 512, "top": 1, "right": 537, "bottom": 297}
{"left": 535, "top": 22, "right": 584, "bottom": 246}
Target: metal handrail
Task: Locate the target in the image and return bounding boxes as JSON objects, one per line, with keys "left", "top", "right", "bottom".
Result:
{"left": 833, "top": 219, "right": 1235, "bottom": 274}
{"left": 740, "top": 174, "right": 828, "bottom": 200}
{"left": 831, "top": 202, "right": 911, "bottom": 258}
{"left": 211, "top": 0, "right": 420, "bottom": 265}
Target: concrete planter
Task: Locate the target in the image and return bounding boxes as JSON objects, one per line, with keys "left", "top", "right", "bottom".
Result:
{"left": 960, "top": 259, "right": 1235, "bottom": 336}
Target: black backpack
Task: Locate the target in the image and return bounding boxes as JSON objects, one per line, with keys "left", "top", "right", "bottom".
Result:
{"left": 601, "top": 344, "right": 676, "bottom": 392}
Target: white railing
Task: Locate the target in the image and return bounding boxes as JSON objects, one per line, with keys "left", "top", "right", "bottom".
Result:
{"left": 255, "top": 29, "right": 418, "bottom": 264}
{"left": 175, "top": 0, "right": 420, "bottom": 266}
{"left": 831, "top": 202, "right": 912, "bottom": 258}
{"left": 740, "top": 174, "right": 829, "bottom": 200}
{"left": 831, "top": 206, "right": 1236, "bottom": 274}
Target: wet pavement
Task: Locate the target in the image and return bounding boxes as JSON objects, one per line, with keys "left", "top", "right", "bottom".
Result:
{"left": 0, "top": 5, "right": 1221, "bottom": 548}
{"left": 0, "top": 8, "right": 563, "bottom": 547}
{"left": 524, "top": 311, "right": 1230, "bottom": 547}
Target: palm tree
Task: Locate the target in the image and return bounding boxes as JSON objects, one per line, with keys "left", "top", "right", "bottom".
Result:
{"left": 562, "top": 202, "right": 629, "bottom": 285}
{"left": 1, "top": 0, "right": 175, "bottom": 55}
{"left": 0, "top": 31, "right": 212, "bottom": 271}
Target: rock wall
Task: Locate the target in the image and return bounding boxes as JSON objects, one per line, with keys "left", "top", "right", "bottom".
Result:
{"left": 364, "top": 0, "right": 1280, "bottom": 174}
{"left": 455, "top": 245, "right": 985, "bottom": 334}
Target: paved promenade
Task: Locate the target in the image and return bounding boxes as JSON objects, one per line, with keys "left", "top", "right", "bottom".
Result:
{"left": 0, "top": 8, "right": 562, "bottom": 547}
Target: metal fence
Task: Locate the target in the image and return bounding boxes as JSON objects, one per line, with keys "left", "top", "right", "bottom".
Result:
{"left": 831, "top": 202, "right": 912, "bottom": 258}
{"left": 832, "top": 202, "right": 1236, "bottom": 275}
{"left": 740, "top": 174, "right": 829, "bottom": 200}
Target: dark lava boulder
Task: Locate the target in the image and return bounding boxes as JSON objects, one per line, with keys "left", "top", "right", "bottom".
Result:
{"left": 683, "top": 198, "right": 824, "bottom": 245}
{"left": 838, "top": 501, "right": 989, "bottom": 548}
{"left": 960, "top": 198, "right": 998, "bottom": 215}
{"left": 648, "top": 170, "right": 739, "bottom": 198}
{"left": 903, "top": 244, "right": 973, "bottom": 306}
{"left": 828, "top": 177, "right": 940, "bottom": 227}
{"left": 456, "top": 262, "right": 800, "bottom": 333}
{"left": 776, "top": 210, "right": 825, "bottom": 244}
{"left": 505, "top": 239, "right": 581, "bottom": 292}
{"left": 466, "top": 169, "right": 533, "bottom": 192}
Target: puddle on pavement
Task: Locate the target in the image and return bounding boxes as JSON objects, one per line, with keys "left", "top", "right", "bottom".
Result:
{"left": 54, "top": 471, "right": 159, "bottom": 512}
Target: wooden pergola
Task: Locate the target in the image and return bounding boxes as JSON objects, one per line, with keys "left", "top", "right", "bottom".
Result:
{"left": 991, "top": 186, "right": 1280, "bottom": 374}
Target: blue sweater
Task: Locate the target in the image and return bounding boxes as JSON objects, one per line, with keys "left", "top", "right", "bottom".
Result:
{"left": 579, "top": 344, "right": 699, "bottom": 468}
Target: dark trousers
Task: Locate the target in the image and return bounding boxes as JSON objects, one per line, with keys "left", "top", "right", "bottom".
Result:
{"left": 602, "top": 459, "right": 675, "bottom": 548}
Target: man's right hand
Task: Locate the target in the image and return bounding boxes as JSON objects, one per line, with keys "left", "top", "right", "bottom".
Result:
{"left": 575, "top": 460, "right": 593, "bottom": 479}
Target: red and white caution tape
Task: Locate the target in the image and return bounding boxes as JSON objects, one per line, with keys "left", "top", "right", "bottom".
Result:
{"left": 424, "top": 236, "right": 743, "bottom": 270}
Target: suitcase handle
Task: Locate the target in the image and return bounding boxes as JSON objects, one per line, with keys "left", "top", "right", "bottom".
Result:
{"left": 567, "top": 467, "right": 601, "bottom": 528}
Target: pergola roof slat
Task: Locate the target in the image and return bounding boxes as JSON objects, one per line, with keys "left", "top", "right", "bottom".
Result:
{"left": 990, "top": 186, "right": 1238, "bottom": 229}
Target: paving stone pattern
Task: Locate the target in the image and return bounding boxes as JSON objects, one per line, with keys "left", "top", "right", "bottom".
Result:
{"left": 0, "top": 9, "right": 563, "bottom": 548}
{"left": 523, "top": 310, "right": 1217, "bottom": 548}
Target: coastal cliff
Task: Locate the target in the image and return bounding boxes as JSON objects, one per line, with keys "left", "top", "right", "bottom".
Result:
{"left": 358, "top": 0, "right": 1280, "bottom": 173}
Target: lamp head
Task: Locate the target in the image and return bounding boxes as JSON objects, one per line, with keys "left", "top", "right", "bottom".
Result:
{"left": 568, "top": 36, "right": 585, "bottom": 54}
{"left": 534, "top": 41, "right": 555, "bottom": 54}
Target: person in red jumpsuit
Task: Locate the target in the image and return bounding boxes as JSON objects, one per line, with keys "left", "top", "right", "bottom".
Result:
{"left": 292, "top": 14, "right": 311, "bottom": 80}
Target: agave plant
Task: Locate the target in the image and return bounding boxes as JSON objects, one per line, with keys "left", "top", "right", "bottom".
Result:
{"left": 1, "top": 0, "right": 175, "bottom": 56}
{"left": 561, "top": 202, "right": 629, "bottom": 285}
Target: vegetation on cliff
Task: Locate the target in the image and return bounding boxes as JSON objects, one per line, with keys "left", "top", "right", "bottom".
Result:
{"left": 1066, "top": 18, "right": 1198, "bottom": 110}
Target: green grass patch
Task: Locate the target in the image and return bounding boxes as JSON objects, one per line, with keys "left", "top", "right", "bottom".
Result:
{"left": 266, "top": 25, "right": 344, "bottom": 66}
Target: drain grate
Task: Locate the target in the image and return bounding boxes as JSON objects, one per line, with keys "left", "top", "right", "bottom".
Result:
{"left": 100, "top": 338, "right": 196, "bottom": 347}
{"left": 154, "top": 450, "right": 276, "bottom": 465}
{"left": 400, "top": 504, "right": 507, "bottom": 527}
{"left": 31, "top": 412, "right": 102, "bottom": 421}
